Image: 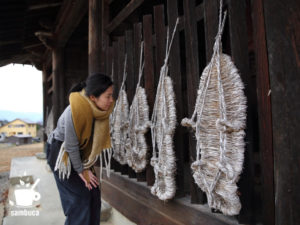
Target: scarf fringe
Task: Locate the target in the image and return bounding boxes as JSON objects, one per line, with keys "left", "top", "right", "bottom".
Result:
{"left": 98, "top": 148, "right": 113, "bottom": 182}
{"left": 54, "top": 142, "right": 71, "bottom": 180}
{"left": 54, "top": 142, "right": 113, "bottom": 182}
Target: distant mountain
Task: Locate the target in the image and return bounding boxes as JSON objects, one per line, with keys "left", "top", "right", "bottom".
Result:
{"left": 0, "top": 110, "right": 43, "bottom": 124}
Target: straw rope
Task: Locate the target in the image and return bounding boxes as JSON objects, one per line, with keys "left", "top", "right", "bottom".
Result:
{"left": 150, "top": 18, "right": 179, "bottom": 201}
{"left": 126, "top": 42, "right": 151, "bottom": 172}
{"left": 181, "top": 0, "right": 247, "bottom": 215}
{"left": 111, "top": 55, "right": 130, "bottom": 165}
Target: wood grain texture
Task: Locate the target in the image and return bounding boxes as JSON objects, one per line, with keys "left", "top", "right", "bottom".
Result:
{"left": 263, "top": 0, "right": 300, "bottom": 224}
{"left": 252, "top": 0, "right": 275, "bottom": 224}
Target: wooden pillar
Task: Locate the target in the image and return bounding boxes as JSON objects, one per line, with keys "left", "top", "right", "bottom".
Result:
{"left": 42, "top": 66, "right": 48, "bottom": 149}
{"left": 89, "top": 0, "right": 103, "bottom": 76}
{"left": 263, "top": 0, "right": 300, "bottom": 224}
{"left": 52, "top": 47, "right": 65, "bottom": 127}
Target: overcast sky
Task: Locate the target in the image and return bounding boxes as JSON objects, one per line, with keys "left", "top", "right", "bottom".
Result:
{"left": 0, "top": 64, "right": 43, "bottom": 113}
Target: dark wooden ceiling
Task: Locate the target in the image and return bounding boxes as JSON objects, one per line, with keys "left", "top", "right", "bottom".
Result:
{"left": 0, "top": 0, "right": 62, "bottom": 69}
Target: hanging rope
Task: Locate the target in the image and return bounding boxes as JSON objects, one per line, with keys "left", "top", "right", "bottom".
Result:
{"left": 126, "top": 41, "right": 151, "bottom": 172}
{"left": 150, "top": 18, "right": 179, "bottom": 201}
{"left": 181, "top": 0, "right": 247, "bottom": 216}
{"left": 111, "top": 55, "right": 130, "bottom": 165}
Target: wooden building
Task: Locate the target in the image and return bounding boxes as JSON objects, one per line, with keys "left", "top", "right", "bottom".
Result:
{"left": 0, "top": 0, "right": 299, "bottom": 224}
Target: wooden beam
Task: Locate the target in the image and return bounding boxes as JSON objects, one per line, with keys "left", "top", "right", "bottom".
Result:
{"left": 0, "top": 40, "right": 21, "bottom": 46}
{"left": 105, "top": 0, "right": 144, "bottom": 34}
{"left": 23, "top": 43, "right": 44, "bottom": 49}
{"left": 47, "top": 85, "right": 54, "bottom": 95}
{"left": 35, "top": 31, "right": 54, "bottom": 49}
{"left": 54, "top": 0, "right": 88, "bottom": 47}
{"left": 107, "top": 0, "right": 115, "bottom": 4}
{"left": 28, "top": 2, "right": 61, "bottom": 11}
{"left": 47, "top": 73, "right": 53, "bottom": 82}
{"left": 102, "top": 171, "right": 235, "bottom": 225}
{"left": 89, "top": 0, "right": 103, "bottom": 75}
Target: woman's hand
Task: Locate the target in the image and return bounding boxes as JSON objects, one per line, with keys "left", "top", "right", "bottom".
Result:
{"left": 79, "top": 169, "right": 99, "bottom": 190}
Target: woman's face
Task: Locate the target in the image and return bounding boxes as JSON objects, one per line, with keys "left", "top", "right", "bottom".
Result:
{"left": 89, "top": 85, "right": 114, "bottom": 111}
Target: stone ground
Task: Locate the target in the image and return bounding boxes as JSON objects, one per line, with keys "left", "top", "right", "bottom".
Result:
{"left": 0, "top": 143, "right": 134, "bottom": 225}
{"left": 0, "top": 143, "right": 43, "bottom": 225}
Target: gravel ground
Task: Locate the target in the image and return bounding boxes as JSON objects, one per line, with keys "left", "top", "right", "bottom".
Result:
{"left": 0, "top": 143, "right": 43, "bottom": 172}
{"left": 0, "top": 171, "right": 9, "bottom": 224}
{"left": 0, "top": 171, "right": 9, "bottom": 203}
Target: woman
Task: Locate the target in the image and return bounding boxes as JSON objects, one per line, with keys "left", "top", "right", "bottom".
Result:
{"left": 46, "top": 73, "right": 114, "bottom": 225}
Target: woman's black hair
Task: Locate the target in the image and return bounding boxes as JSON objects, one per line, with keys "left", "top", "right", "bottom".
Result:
{"left": 69, "top": 73, "right": 113, "bottom": 97}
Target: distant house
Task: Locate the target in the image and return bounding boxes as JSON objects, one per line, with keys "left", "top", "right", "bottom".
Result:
{"left": 0, "top": 120, "right": 8, "bottom": 127}
{"left": 0, "top": 119, "right": 37, "bottom": 137}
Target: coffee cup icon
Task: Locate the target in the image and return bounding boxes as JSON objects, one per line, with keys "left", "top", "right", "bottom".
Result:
{"left": 14, "top": 189, "right": 41, "bottom": 207}
{"left": 14, "top": 178, "right": 41, "bottom": 207}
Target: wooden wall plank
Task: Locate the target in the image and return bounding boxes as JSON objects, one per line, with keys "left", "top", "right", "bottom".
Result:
{"left": 133, "top": 23, "right": 142, "bottom": 88}
{"left": 183, "top": 0, "right": 206, "bottom": 204}
{"left": 203, "top": 0, "right": 219, "bottom": 60}
{"left": 112, "top": 40, "right": 121, "bottom": 173}
{"left": 263, "top": 0, "right": 300, "bottom": 224}
{"left": 228, "top": 0, "right": 256, "bottom": 222}
{"left": 112, "top": 41, "right": 119, "bottom": 98}
{"left": 251, "top": 0, "right": 275, "bottom": 224}
{"left": 106, "top": 46, "right": 113, "bottom": 77}
{"left": 101, "top": 0, "right": 110, "bottom": 73}
{"left": 154, "top": 5, "right": 166, "bottom": 85}
{"left": 125, "top": 29, "right": 137, "bottom": 178}
{"left": 133, "top": 22, "right": 147, "bottom": 181}
{"left": 106, "top": 45, "right": 118, "bottom": 172}
{"left": 117, "top": 35, "right": 130, "bottom": 175}
{"left": 143, "top": 14, "right": 155, "bottom": 186}
{"left": 166, "top": 0, "right": 185, "bottom": 197}
{"left": 196, "top": 3, "right": 204, "bottom": 22}
{"left": 125, "top": 30, "right": 135, "bottom": 107}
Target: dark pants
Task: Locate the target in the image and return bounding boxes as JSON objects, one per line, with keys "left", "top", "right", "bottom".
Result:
{"left": 46, "top": 138, "right": 101, "bottom": 225}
